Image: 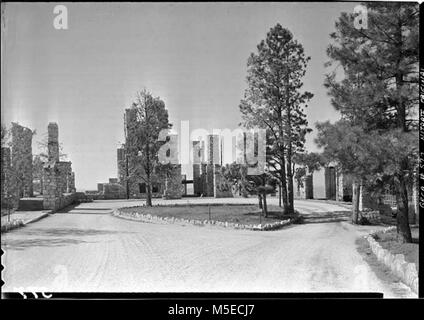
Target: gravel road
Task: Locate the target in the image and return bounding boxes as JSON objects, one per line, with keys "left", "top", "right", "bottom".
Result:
{"left": 1, "top": 199, "right": 414, "bottom": 297}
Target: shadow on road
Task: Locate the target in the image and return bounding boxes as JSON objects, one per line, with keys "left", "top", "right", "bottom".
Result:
{"left": 15, "top": 227, "right": 134, "bottom": 237}
{"left": 1, "top": 227, "right": 136, "bottom": 251}
{"left": 2, "top": 237, "right": 89, "bottom": 250}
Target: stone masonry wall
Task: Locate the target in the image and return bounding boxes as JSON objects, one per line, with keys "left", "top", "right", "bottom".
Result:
{"left": 163, "top": 165, "right": 182, "bottom": 199}
{"left": 43, "top": 162, "right": 62, "bottom": 210}
{"left": 42, "top": 123, "right": 76, "bottom": 210}
{"left": 11, "top": 123, "right": 34, "bottom": 203}
{"left": 193, "top": 164, "right": 202, "bottom": 195}
{"left": 117, "top": 147, "right": 126, "bottom": 187}
{"left": 1, "top": 147, "right": 12, "bottom": 208}
{"left": 69, "top": 171, "right": 76, "bottom": 193}
{"left": 47, "top": 122, "right": 59, "bottom": 162}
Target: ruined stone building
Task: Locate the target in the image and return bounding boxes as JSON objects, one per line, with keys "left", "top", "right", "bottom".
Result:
{"left": 192, "top": 134, "right": 233, "bottom": 198}
{"left": 1, "top": 123, "right": 34, "bottom": 208}
{"left": 1, "top": 122, "right": 76, "bottom": 210}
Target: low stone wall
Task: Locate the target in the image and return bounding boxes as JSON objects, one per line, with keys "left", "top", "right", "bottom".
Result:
{"left": 113, "top": 207, "right": 294, "bottom": 231}
{"left": 361, "top": 210, "right": 381, "bottom": 223}
{"left": 60, "top": 193, "right": 77, "bottom": 209}
{"left": 18, "top": 197, "right": 44, "bottom": 211}
{"left": 365, "top": 226, "right": 418, "bottom": 294}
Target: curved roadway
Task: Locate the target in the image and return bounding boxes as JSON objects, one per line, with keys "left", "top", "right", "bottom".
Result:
{"left": 1, "top": 199, "right": 415, "bottom": 297}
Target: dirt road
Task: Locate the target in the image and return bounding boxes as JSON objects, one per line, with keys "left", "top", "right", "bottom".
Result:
{"left": 1, "top": 199, "right": 414, "bottom": 297}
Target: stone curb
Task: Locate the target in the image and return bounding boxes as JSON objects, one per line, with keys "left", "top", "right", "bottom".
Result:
{"left": 112, "top": 208, "right": 294, "bottom": 231}
{"left": 364, "top": 226, "right": 418, "bottom": 294}
{"left": 24, "top": 211, "right": 53, "bottom": 225}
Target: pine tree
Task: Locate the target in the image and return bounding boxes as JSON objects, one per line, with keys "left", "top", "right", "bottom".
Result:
{"left": 324, "top": 2, "right": 418, "bottom": 242}
{"left": 239, "top": 24, "right": 313, "bottom": 214}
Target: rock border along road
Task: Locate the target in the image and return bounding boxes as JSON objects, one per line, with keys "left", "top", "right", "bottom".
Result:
{"left": 1, "top": 198, "right": 415, "bottom": 297}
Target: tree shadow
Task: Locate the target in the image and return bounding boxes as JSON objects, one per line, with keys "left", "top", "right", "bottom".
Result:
{"left": 2, "top": 237, "right": 89, "bottom": 251}
{"left": 17, "top": 227, "right": 134, "bottom": 237}
{"left": 2, "top": 227, "right": 136, "bottom": 251}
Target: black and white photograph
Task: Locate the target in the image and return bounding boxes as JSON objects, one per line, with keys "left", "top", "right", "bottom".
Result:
{"left": 0, "top": 1, "right": 421, "bottom": 302}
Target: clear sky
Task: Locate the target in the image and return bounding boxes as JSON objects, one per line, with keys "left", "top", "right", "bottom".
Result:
{"left": 1, "top": 2, "right": 356, "bottom": 191}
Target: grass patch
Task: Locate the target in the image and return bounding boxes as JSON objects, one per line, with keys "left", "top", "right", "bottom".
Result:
{"left": 119, "top": 204, "right": 294, "bottom": 226}
{"left": 373, "top": 227, "right": 419, "bottom": 268}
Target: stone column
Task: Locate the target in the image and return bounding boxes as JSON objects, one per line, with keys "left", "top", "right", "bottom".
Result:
{"left": 1, "top": 147, "right": 12, "bottom": 207}
{"left": 11, "top": 123, "right": 34, "bottom": 199}
{"left": 192, "top": 140, "right": 204, "bottom": 196}
{"left": 48, "top": 122, "right": 60, "bottom": 162}
{"left": 43, "top": 163, "right": 62, "bottom": 210}
{"left": 207, "top": 134, "right": 220, "bottom": 165}
{"left": 205, "top": 164, "right": 214, "bottom": 196}
{"left": 193, "top": 164, "right": 202, "bottom": 195}
{"left": 98, "top": 183, "right": 104, "bottom": 193}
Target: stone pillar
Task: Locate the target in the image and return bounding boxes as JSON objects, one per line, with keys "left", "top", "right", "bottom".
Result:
{"left": 207, "top": 134, "right": 220, "bottom": 165}
{"left": 43, "top": 163, "right": 62, "bottom": 210}
{"left": 192, "top": 140, "right": 204, "bottom": 196}
{"left": 205, "top": 164, "right": 214, "bottom": 196}
{"left": 48, "top": 122, "right": 60, "bottom": 162}
{"left": 193, "top": 164, "right": 202, "bottom": 195}
{"left": 11, "top": 123, "right": 34, "bottom": 199}
{"left": 201, "top": 163, "right": 207, "bottom": 196}
{"left": 1, "top": 147, "right": 12, "bottom": 207}
{"left": 98, "top": 183, "right": 104, "bottom": 193}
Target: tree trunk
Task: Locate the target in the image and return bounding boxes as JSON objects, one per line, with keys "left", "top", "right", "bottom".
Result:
{"left": 352, "top": 181, "right": 360, "bottom": 224}
{"left": 393, "top": 17, "right": 412, "bottom": 243}
{"left": 125, "top": 153, "right": 130, "bottom": 200}
{"left": 258, "top": 194, "right": 263, "bottom": 209}
{"left": 285, "top": 74, "right": 294, "bottom": 214}
{"left": 263, "top": 193, "right": 268, "bottom": 218}
{"left": 278, "top": 183, "right": 282, "bottom": 207}
{"left": 395, "top": 174, "right": 412, "bottom": 243}
{"left": 146, "top": 172, "right": 152, "bottom": 207}
{"left": 279, "top": 158, "right": 289, "bottom": 214}
{"left": 286, "top": 155, "right": 294, "bottom": 214}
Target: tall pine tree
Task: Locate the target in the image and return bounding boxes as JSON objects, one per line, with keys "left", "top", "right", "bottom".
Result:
{"left": 324, "top": 2, "right": 418, "bottom": 241}
{"left": 239, "top": 24, "right": 313, "bottom": 214}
